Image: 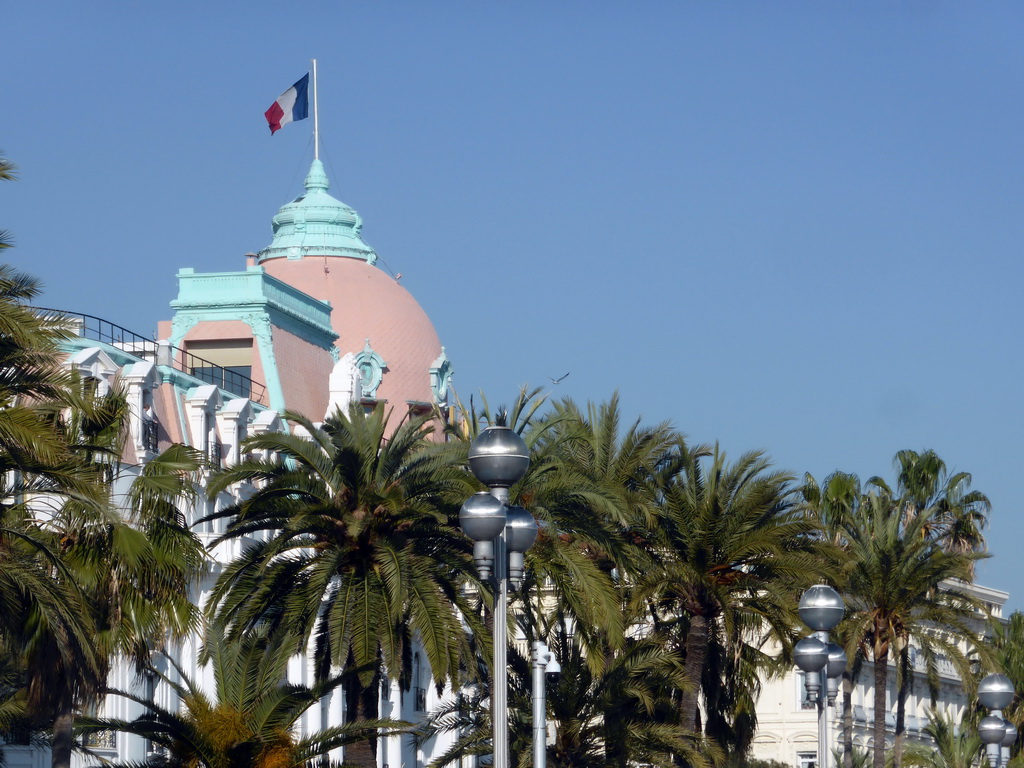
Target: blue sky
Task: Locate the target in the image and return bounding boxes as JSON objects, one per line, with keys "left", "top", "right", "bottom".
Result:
{"left": 4, "top": 3, "right": 1023, "bottom": 606}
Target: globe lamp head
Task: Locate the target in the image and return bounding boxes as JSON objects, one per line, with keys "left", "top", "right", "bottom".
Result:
{"left": 979, "top": 714, "right": 1008, "bottom": 745}
{"left": 1002, "top": 721, "right": 1018, "bottom": 748}
{"left": 468, "top": 426, "right": 530, "bottom": 488}
{"left": 794, "top": 636, "right": 829, "bottom": 673}
{"left": 799, "top": 584, "right": 845, "bottom": 632}
{"left": 459, "top": 492, "right": 507, "bottom": 542}
{"left": 505, "top": 505, "right": 538, "bottom": 554}
{"left": 826, "top": 642, "right": 848, "bottom": 679}
{"left": 979, "top": 674, "right": 1015, "bottom": 712}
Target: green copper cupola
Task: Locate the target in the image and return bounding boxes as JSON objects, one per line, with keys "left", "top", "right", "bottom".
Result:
{"left": 257, "top": 160, "right": 378, "bottom": 265}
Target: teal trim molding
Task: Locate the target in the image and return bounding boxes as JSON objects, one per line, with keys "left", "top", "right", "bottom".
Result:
{"left": 168, "top": 266, "right": 339, "bottom": 413}
{"left": 354, "top": 339, "right": 386, "bottom": 399}
{"left": 430, "top": 347, "right": 453, "bottom": 404}
{"left": 170, "top": 267, "right": 336, "bottom": 346}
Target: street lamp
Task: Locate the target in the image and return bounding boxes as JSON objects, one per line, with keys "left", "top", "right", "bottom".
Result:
{"left": 459, "top": 424, "right": 538, "bottom": 768}
{"left": 978, "top": 673, "right": 1015, "bottom": 768}
{"left": 795, "top": 585, "right": 846, "bottom": 768}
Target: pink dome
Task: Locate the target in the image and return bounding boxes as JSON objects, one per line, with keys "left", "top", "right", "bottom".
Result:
{"left": 261, "top": 256, "right": 441, "bottom": 408}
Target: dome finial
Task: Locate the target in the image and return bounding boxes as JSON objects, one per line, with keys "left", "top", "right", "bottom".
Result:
{"left": 305, "top": 159, "right": 330, "bottom": 193}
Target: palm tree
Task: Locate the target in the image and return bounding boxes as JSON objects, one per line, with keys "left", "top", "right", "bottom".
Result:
{"left": 871, "top": 449, "right": 991, "bottom": 566}
{"left": 441, "top": 391, "right": 680, "bottom": 765}
{"left": 802, "top": 452, "right": 992, "bottom": 768}
{"left": 0, "top": 265, "right": 83, "bottom": 483}
{"left": 0, "top": 260, "right": 135, "bottom": 763}
{"left": 78, "top": 625, "right": 401, "bottom": 768}
{"left": 886, "top": 450, "right": 990, "bottom": 765}
{"left": 520, "top": 394, "right": 678, "bottom": 657}
{"left": 205, "top": 403, "right": 481, "bottom": 768}
{"left": 422, "top": 629, "right": 712, "bottom": 768}
{"left": 22, "top": 384, "right": 205, "bottom": 768}
{"left": 543, "top": 635, "right": 695, "bottom": 768}
{"left": 635, "top": 442, "right": 829, "bottom": 753}
{"left": 902, "top": 710, "right": 982, "bottom": 768}
{"left": 0, "top": 506, "right": 96, "bottom": 765}
{"left": 841, "top": 489, "right": 986, "bottom": 768}
{"left": 433, "top": 388, "right": 655, "bottom": 761}
{"left": 0, "top": 163, "right": 80, "bottom": 478}
{"left": 859, "top": 449, "right": 990, "bottom": 768}
{"left": 444, "top": 389, "right": 638, "bottom": 656}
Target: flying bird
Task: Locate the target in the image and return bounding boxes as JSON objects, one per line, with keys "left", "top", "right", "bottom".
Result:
{"left": 548, "top": 372, "right": 570, "bottom": 385}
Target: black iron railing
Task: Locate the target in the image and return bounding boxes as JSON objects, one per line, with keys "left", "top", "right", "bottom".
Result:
{"left": 206, "top": 440, "right": 223, "bottom": 470}
{"left": 34, "top": 308, "right": 267, "bottom": 404}
{"left": 83, "top": 731, "right": 117, "bottom": 750}
{"left": 37, "top": 307, "right": 155, "bottom": 357}
{"left": 142, "top": 419, "right": 159, "bottom": 452}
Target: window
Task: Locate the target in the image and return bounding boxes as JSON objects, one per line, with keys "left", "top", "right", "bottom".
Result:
{"left": 196, "top": 498, "right": 217, "bottom": 534}
{"left": 798, "top": 752, "right": 817, "bottom": 768}
{"left": 201, "top": 412, "right": 222, "bottom": 470}
{"left": 413, "top": 652, "right": 426, "bottom": 712}
{"left": 186, "top": 340, "right": 254, "bottom": 399}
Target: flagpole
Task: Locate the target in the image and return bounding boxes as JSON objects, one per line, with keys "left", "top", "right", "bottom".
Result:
{"left": 312, "top": 58, "right": 319, "bottom": 161}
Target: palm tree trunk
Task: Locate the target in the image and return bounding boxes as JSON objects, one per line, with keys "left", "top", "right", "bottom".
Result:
{"left": 344, "top": 674, "right": 380, "bottom": 768}
{"left": 51, "top": 705, "right": 74, "bottom": 768}
{"left": 842, "top": 670, "right": 854, "bottom": 768}
{"left": 603, "top": 648, "right": 628, "bottom": 768}
{"left": 893, "top": 647, "right": 910, "bottom": 768}
{"left": 872, "top": 651, "right": 888, "bottom": 768}
{"left": 680, "top": 613, "right": 709, "bottom": 735}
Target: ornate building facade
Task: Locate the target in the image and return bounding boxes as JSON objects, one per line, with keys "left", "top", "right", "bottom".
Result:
{"left": 5, "top": 159, "right": 455, "bottom": 768}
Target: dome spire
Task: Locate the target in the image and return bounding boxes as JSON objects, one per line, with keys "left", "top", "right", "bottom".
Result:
{"left": 304, "top": 158, "right": 330, "bottom": 193}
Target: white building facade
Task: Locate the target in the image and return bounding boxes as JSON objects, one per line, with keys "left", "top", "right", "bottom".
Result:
{"left": 750, "top": 583, "right": 1008, "bottom": 768}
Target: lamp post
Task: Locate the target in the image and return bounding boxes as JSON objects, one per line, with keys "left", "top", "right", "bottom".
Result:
{"left": 978, "top": 673, "right": 1015, "bottom": 768}
{"left": 795, "top": 585, "right": 846, "bottom": 768}
{"left": 459, "top": 425, "right": 538, "bottom": 768}
{"left": 531, "top": 641, "right": 560, "bottom": 768}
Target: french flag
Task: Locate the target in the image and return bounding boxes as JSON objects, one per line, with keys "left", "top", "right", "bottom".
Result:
{"left": 265, "top": 74, "right": 309, "bottom": 134}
